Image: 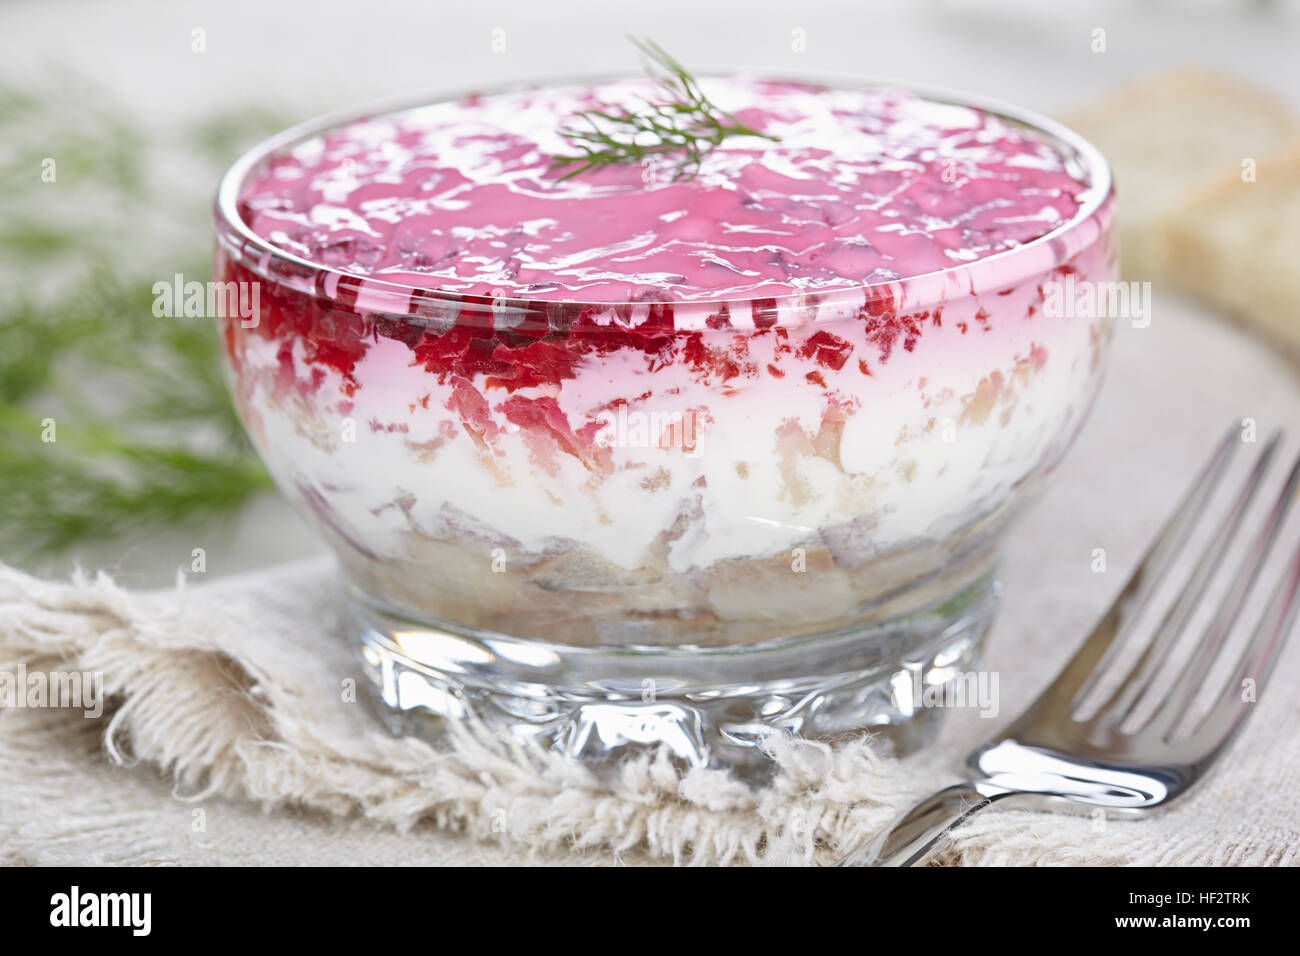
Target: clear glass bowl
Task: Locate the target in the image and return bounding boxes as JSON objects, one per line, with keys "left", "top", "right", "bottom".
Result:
{"left": 213, "top": 77, "right": 1116, "bottom": 770}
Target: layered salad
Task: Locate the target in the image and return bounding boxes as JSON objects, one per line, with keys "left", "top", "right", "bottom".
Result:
{"left": 216, "top": 77, "right": 1116, "bottom": 647}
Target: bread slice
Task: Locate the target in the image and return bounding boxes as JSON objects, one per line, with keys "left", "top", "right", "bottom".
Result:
{"left": 1162, "top": 148, "right": 1300, "bottom": 354}
{"left": 1067, "top": 68, "right": 1300, "bottom": 281}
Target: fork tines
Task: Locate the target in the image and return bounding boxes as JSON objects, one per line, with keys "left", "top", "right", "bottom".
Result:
{"left": 1069, "top": 424, "right": 1300, "bottom": 753}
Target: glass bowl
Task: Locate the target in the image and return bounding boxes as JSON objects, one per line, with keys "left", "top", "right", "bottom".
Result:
{"left": 213, "top": 76, "right": 1116, "bottom": 769}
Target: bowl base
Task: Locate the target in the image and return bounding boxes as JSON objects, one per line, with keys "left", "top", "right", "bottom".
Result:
{"left": 355, "top": 572, "right": 1000, "bottom": 774}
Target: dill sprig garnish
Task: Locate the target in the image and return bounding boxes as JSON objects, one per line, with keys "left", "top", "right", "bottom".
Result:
{"left": 551, "top": 37, "right": 778, "bottom": 182}
{"left": 0, "top": 81, "right": 286, "bottom": 561}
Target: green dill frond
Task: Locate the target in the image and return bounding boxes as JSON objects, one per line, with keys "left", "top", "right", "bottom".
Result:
{"left": 0, "top": 81, "right": 281, "bottom": 560}
{"left": 550, "top": 37, "right": 778, "bottom": 182}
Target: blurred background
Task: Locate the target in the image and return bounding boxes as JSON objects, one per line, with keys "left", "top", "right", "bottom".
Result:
{"left": 2, "top": 0, "right": 1298, "bottom": 587}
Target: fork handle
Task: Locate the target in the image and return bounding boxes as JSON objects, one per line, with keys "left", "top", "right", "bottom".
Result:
{"left": 838, "top": 782, "right": 1023, "bottom": 867}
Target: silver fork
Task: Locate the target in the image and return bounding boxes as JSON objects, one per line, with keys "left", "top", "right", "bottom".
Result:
{"left": 840, "top": 425, "right": 1300, "bottom": 867}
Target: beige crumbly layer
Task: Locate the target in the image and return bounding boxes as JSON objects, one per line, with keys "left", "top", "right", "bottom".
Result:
{"left": 335, "top": 508, "right": 1006, "bottom": 649}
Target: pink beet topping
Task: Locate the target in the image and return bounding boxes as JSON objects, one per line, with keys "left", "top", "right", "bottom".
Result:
{"left": 237, "top": 78, "right": 1089, "bottom": 303}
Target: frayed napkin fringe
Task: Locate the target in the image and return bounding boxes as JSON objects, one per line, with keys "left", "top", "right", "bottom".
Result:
{"left": 0, "top": 560, "right": 923, "bottom": 866}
